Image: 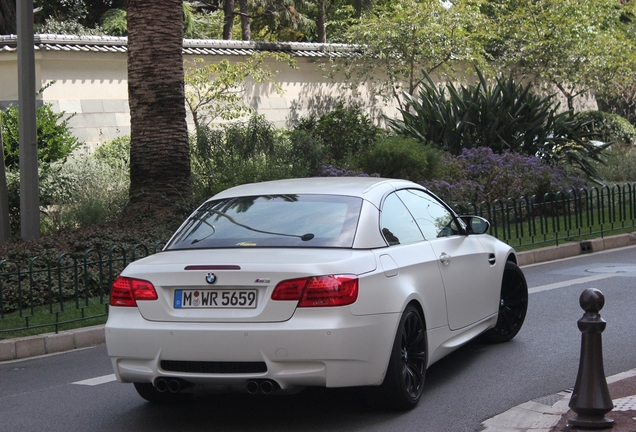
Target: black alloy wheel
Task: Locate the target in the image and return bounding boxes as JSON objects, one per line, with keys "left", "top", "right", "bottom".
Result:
{"left": 399, "top": 308, "right": 427, "bottom": 399}
{"left": 371, "top": 304, "right": 427, "bottom": 410}
{"left": 481, "top": 261, "right": 528, "bottom": 343}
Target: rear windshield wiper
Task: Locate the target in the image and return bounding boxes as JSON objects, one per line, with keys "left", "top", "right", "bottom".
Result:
{"left": 191, "top": 209, "right": 314, "bottom": 243}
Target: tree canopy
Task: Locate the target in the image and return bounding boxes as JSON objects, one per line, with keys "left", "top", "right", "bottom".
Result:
{"left": 339, "top": 0, "right": 488, "bottom": 110}
{"left": 486, "top": 0, "right": 626, "bottom": 111}
{"left": 184, "top": 53, "right": 296, "bottom": 136}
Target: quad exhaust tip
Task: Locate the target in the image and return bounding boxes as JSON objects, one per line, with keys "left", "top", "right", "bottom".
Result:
{"left": 246, "top": 379, "right": 280, "bottom": 395}
{"left": 154, "top": 377, "right": 279, "bottom": 395}
{"left": 154, "top": 378, "right": 193, "bottom": 393}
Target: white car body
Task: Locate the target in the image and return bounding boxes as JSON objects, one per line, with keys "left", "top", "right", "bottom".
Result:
{"left": 106, "top": 177, "right": 526, "bottom": 408}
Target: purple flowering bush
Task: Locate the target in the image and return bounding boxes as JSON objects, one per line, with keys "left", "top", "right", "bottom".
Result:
{"left": 317, "top": 165, "right": 380, "bottom": 177}
{"left": 420, "top": 148, "right": 586, "bottom": 205}
{"left": 316, "top": 148, "right": 586, "bottom": 206}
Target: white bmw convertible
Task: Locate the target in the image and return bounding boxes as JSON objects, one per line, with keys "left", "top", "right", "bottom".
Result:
{"left": 106, "top": 177, "right": 528, "bottom": 410}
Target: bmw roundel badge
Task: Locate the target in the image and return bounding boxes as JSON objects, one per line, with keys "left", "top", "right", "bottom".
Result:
{"left": 205, "top": 273, "right": 217, "bottom": 284}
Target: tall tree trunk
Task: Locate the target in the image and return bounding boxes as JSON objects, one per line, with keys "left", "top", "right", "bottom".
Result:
{"left": 223, "top": 0, "right": 235, "bottom": 40}
{"left": 0, "top": 0, "right": 17, "bottom": 35}
{"left": 127, "top": 0, "right": 191, "bottom": 209}
{"left": 239, "top": 0, "right": 250, "bottom": 41}
{"left": 317, "top": 0, "right": 326, "bottom": 43}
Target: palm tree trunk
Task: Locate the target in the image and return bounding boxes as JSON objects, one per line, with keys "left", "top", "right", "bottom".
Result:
{"left": 0, "top": 0, "right": 16, "bottom": 34}
{"left": 239, "top": 0, "right": 251, "bottom": 41}
{"left": 223, "top": 0, "right": 235, "bottom": 40}
{"left": 317, "top": 0, "right": 326, "bottom": 43}
{"left": 127, "top": 0, "right": 191, "bottom": 209}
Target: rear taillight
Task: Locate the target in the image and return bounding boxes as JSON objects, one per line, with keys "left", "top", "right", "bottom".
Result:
{"left": 110, "top": 276, "right": 158, "bottom": 307}
{"left": 271, "top": 275, "right": 358, "bottom": 307}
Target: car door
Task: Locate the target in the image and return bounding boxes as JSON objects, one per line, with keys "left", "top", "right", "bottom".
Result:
{"left": 396, "top": 189, "right": 499, "bottom": 331}
{"left": 374, "top": 192, "right": 448, "bottom": 330}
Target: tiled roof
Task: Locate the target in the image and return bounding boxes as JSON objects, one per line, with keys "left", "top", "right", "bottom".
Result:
{"left": 0, "top": 34, "right": 360, "bottom": 58}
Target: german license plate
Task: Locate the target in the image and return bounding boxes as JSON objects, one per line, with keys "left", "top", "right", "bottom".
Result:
{"left": 174, "top": 289, "right": 257, "bottom": 309}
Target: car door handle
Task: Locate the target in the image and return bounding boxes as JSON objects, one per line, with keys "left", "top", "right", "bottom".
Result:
{"left": 488, "top": 254, "right": 496, "bottom": 265}
{"left": 439, "top": 253, "right": 451, "bottom": 265}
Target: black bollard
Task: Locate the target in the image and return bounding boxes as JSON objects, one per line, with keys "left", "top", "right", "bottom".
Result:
{"left": 567, "top": 288, "right": 614, "bottom": 429}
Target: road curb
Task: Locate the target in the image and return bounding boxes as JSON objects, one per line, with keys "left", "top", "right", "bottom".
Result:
{"left": 516, "top": 232, "right": 636, "bottom": 267}
{"left": 0, "top": 324, "right": 105, "bottom": 361}
{"left": 1, "top": 231, "right": 635, "bottom": 362}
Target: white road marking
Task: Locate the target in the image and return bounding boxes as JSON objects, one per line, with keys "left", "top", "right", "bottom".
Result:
{"left": 72, "top": 374, "right": 117, "bottom": 386}
{"left": 528, "top": 274, "right": 613, "bottom": 294}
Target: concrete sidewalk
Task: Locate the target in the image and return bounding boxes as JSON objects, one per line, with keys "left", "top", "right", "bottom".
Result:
{"left": 481, "top": 369, "right": 636, "bottom": 431}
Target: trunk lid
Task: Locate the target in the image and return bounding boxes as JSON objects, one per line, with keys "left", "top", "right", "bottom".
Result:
{"left": 121, "top": 248, "right": 376, "bottom": 323}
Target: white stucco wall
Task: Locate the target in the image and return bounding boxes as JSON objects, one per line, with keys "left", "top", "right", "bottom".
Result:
{"left": 0, "top": 53, "right": 19, "bottom": 102}
{"left": 0, "top": 48, "right": 131, "bottom": 149}
{"left": 0, "top": 38, "right": 596, "bottom": 151}
{"left": 0, "top": 47, "right": 397, "bottom": 150}
{"left": 42, "top": 51, "right": 130, "bottom": 147}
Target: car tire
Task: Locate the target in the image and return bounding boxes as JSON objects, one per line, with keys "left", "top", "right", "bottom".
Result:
{"left": 369, "top": 304, "right": 427, "bottom": 411}
{"left": 481, "top": 261, "right": 528, "bottom": 343}
{"left": 133, "top": 382, "right": 192, "bottom": 403}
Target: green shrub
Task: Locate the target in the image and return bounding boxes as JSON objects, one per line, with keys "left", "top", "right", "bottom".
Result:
{"left": 1, "top": 103, "right": 81, "bottom": 168}
{"left": 576, "top": 111, "right": 636, "bottom": 147}
{"left": 596, "top": 93, "right": 636, "bottom": 128}
{"left": 47, "top": 154, "right": 129, "bottom": 230}
{"left": 225, "top": 115, "right": 276, "bottom": 159}
{"left": 93, "top": 135, "right": 130, "bottom": 171}
{"left": 285, "top": 129, "right": 324, "bottom": 176}
{"left": 4, "top": 169, "right": 21, "bottom": 236}
{"left": 192, "top": 115, "right": 277, "bottom": 198}
{"left": 295, "top": 102, "right": 380, "bottom": 165}
{"left": 3, "top": 134, "right": 131, "bottom": 236}
{"left": 357, "top": 136, "right": 443, "bottom": 181}
{"left": 0, "top": 219, "right": 173, "bottom": 315}
{"left": 191, "top": 116, "right": 305, "bottom": 201}
{"left": 3, "top": 163, "right": 64, "bottom": 236}
{"left": 387, "top": 69, "right": 605, "bottom": 179}
{"left": 593, "top": 146, "right": 636, "bottom": 183}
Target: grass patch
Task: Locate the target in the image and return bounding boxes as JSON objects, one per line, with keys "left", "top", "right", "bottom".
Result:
{"left": 485, "top": 202, "right": 636, "bottom": 250}
{"left": 508, "top": 225, "right": 636, "bottom": 252}
{"left": 0, "top": 297, "right": 109, "bottom": 340}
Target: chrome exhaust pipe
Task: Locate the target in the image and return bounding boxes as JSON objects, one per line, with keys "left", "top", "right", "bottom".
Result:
{"left": 260, "top": 380, "right": 274, "bottom": 395}
{"left": 246, "top": 380, "right": 260, "bottom": 394}
{"left": 155, "top": 378, "right": 168, "bottom": 393}
{"left": 246, "top": 379, "right": 279, "bottom": 395}
{"left": 167, "top": 378, "right": 194, "bottom": 393}
{"left": 167, "top": 379, "right": 181, "bottom": 393}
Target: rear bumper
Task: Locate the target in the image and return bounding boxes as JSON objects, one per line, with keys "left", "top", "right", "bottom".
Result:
{"left": 105, "top": 307, "right": 399, "bottom": 389}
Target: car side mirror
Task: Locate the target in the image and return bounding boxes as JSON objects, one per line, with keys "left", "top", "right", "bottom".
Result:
{"left": 460, "top": 215, "right": 490, "bottom": 235}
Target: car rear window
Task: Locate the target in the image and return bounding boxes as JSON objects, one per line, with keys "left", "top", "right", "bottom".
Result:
{"left": 165, "top": 194, "right": 363, "bottom": 250}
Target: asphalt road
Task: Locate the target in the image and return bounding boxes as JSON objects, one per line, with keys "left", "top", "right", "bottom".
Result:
{"left": 2, "top": 246, "right": 636, "bottom": 432}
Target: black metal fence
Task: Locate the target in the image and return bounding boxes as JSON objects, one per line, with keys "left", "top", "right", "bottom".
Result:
{"left": 1, "top": 183, "right": 635, "bottom": 338}
{"left": 0, "top": 243, "right": 163, "bottom": 338}
{"left": 454, "top": 184, "right": 636, "bottom": 248}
